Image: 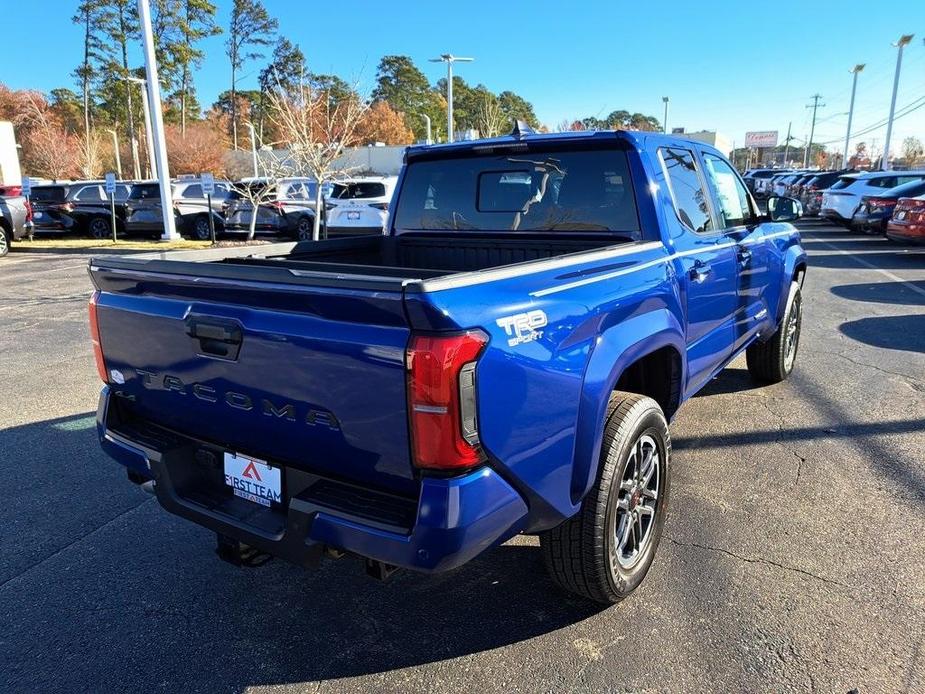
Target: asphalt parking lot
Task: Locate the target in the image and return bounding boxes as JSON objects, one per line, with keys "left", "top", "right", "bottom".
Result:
{"left": 1, "top": 221, "right": 923, "bottom": 693}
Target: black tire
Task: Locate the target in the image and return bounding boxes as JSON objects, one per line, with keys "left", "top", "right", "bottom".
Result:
{"left": 191, "top": 215, "right": 212, "bottom": 241}
{"left": 295, "top": 215, "right": 314, "bottom": 241}
{"left": 539, "top": 392, "right": 671, "bottom": 604}
{"left": 746, "top": 281, "right": 802, "bottom": 383}
{"left": 0, "top": 225, "right": 10, "bottom": 257}
{"left": 88, "top": 217, "right": 111, "bottom": 240}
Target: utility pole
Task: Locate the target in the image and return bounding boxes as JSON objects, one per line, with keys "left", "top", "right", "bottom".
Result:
{"left": 804, "top": 95, "right": 824, "bottom": 167}
{"left": 137, "top": 0, "right": 179, "bottom": 240}
{"left": 783, "top": 121, "right": 792, "bottom": 166}
{"left": 883, "top": 34, "right": 914, "bottom": 170}
{"left": 429, "top": 54, "right": 474, "bottom": 143}
{"left": 662, "top": 97, "right": 669, "bottom": 134}
{"left": 843, "top": 64, "right": 865, "bottom": 169}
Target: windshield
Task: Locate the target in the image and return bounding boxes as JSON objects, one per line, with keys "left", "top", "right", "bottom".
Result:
{"left": 392, "top": 148, "right": 639, "bottom": 235}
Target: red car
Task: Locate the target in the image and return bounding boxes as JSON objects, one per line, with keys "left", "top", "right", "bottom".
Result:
{"left": 886, "top": 195, "right": 925, "bottom": 244}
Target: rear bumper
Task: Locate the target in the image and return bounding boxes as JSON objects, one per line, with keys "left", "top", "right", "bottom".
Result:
{"left": 326, "top": 225, "right": 384, "bottom": 237}
{"left": 886, "top": 221, "right": 925, "bottom": 244}
{"left": 96, "top": 387, "right": 528, "bottom": 573}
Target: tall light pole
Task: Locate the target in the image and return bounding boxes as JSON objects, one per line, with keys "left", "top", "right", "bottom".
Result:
{"left": 244, "top": 122, "right": 259, "bottom": 177}
{"left": 662, "top": 97, "right": 669, "bottom": 134}
{"left": 126, "top": 76, "right": 155, "bottom": 179}
{"left": 421, "top": 114, "right": 432, "bottom": 144}
{"left": 105, "top": 129, "right": 122, "bottom": 179}
{"left": 882, "top": 34, "right": 914, "bottom": 170}
{"left": 429, "top": 54, "right": 474, "bottom": 143}
{"left": 842, "top": 64, "right": 865, "bottom": 169}
{"left": 136, "top": 0, "right": 178, "bottom": 240}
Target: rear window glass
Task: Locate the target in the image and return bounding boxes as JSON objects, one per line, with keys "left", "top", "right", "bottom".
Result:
{"left": 74, "top": 185, "right": 104, "bottom": 201}
{"left": 392, "top": 148, "right": 640, "bottom": 235}
{"left": 332, "top": 182, "right": 387, "bottom": 200}
{"left": 130, "top": 184, "right": 160, "bottom": 200}
{"left": 30, "top": 186, "right": 66, "bottom": 202}
{"left": 829, "top": 176, "right": 856, "bottom": 191}
{"left": 659, "top": 147, "right": 712, "bottom": 233}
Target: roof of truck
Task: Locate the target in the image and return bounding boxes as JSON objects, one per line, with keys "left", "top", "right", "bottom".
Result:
{"left": 405, "top": 129, "right": 726, "bottom": 161}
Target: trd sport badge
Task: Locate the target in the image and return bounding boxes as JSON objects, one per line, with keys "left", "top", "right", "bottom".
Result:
{"left": 496, "top": 310, "right": 547, "bottom": 347}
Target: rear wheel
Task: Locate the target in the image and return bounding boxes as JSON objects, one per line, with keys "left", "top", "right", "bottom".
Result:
{"left": 539, "top": 392, "right": 670, "bottom": 604}
{"left": 746, "top": 281, "right": 802, "bottom": 383}
{"left": 192, "top": 215, "right": 212, "bottom": 241}
{"left": 0, "top": 225, "right": 10, "bottom": 257}
{"left": 88, "top": 217, "right": 111, "bottom": 240}
{"left": 295, "top": 216, "right": 314, "bottom": 241}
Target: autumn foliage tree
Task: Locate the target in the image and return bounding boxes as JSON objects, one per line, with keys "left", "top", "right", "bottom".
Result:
{"left": 355, "top": 101, "right": 413, "bottom": 145}
{"left": 165, "top": 120, "right": 226, "bottom": 174}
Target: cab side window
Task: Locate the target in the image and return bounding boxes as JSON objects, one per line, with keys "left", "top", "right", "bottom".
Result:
{"left": 658, "top": 147, "right": 713, "bottom": 233}
{"left": 702, "top": 154, "right": 753, "bottom": 228}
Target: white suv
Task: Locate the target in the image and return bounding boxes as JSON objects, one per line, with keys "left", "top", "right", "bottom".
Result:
{"left": 822, "top": 170, "right": 925, "bottom": 225}
{"left": 325, "top": 176, "right": 398, "bottom": 237}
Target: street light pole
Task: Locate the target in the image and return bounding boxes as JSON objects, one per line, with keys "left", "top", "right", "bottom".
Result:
{"left": 422, "top": 114, "right": 432, "bottom": 144}
{"left": 843, "top": 64, "right": 865, "bottom": 169}
{"left": 105, "top": 129, "right": 122, "bottom": 179}
{"left": 136, "top": 0, "right": 178, "bottom": 240}
{"left": 882, "top": 34, "right": 914, "bottom": 171}
{"left": 429, "top": 54, "right": 474, "bottom": 143}
{"left": 127, "top": 76, "right": 155, "bottom": 179}
{"left": 662, "top": 97, "right": 669, "bottom": 134}
{"left": 244, "top": 122, "right": 259, "bottom": 177}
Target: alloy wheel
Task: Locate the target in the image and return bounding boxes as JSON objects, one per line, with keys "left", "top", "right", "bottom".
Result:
{"left": 613, "top": 433, "right": 661, "bottom": 570}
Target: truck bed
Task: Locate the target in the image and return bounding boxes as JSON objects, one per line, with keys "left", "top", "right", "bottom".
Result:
{"left": 91, "top": 233, "right": 628, "bottom": 293}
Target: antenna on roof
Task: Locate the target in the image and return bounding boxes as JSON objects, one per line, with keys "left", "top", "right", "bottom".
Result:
{"left": 510, "top": 120, "right": 535, "bottom": 138}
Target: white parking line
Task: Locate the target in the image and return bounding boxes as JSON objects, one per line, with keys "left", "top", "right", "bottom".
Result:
{"left": 815, "top": 240, "right": 925, "bottom": 300}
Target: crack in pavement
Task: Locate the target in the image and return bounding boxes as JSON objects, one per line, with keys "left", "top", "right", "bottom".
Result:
{"left": 808, "top": 349, "right": 925, "bottom": 387}
{"left": 665, "top": 535, "right": 850, "bottom": 590}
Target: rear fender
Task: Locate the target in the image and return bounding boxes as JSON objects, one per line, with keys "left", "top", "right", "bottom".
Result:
{"left": 570, "top": 308, "right": 685, "bottom": 506}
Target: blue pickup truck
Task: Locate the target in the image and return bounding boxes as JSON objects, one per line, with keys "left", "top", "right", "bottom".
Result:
{"left": 89, "top": 129, "right": 806, "bottom": 603}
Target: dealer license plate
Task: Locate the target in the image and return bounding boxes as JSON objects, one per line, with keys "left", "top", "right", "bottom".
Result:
{"left": 223, "top": 452, "right": 282, "bottom": 507}
{"left": 347, "top": 211, "right": 361, "bottom": 220}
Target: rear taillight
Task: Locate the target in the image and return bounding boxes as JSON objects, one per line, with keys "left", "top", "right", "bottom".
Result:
{"left": 268, "top": 200, "right": 286, "bottom": 212}
{"left": 56, "top": 202, "right": 75, "bottom": 212}
{"left": 88, "top": 290, "right": 108, "bottom": 383}
{"left": 24, "top": 199, "right": 33, "bottom": 222}
{"left": 407, "top": 330, "right": 488, "bottom": 471}
{"left": 370, "top": 202, "right": 389, "bottom": 211}
{"left": 867, "top": 197, "right": 894, "bottom": 213}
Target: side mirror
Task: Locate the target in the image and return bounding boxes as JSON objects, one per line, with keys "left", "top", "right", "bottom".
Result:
{"left": 767, "top": 195, "right": 802, "bottom": 223}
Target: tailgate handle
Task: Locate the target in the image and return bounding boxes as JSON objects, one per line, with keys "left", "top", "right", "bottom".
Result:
{"left": 186, "top": 317, "right": 243, "bottom": 360}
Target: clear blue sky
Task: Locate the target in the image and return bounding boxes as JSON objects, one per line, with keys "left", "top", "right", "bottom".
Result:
{"left": 2, "top": 0, "right": 924, "bottom": 156}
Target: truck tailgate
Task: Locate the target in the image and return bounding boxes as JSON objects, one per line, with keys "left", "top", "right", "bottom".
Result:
{"left": 90, "top": 262, "right": 416, "bottom": 495}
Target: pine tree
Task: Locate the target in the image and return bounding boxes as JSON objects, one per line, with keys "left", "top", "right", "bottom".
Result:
{"left": 257, "top": 37, "right": 305, "bottom": 139}
{"left": 72, "top": 0, "right": 108, "bottom": 143}
{"left": 372, "top": 55, "right": 445, "bottom": 142}
{"left": 97, "top": 0, "right": 141, "bottom": 177}
{"left": 226, "top": 0, "right": 277, "bottom": 149}
{"left": 175, "top": 0, "right": 221, "bottom": 136}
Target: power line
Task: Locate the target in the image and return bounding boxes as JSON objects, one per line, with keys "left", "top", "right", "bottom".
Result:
{"left": 816, "top": 93, "right": 925, "bottom": 145}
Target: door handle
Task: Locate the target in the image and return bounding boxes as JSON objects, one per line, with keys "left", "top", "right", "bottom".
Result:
{"left": 737, "top": 247, "right": 752, "bottom": 265}
{"left": 689, "top": 261, "right": 712, "bottom": 284}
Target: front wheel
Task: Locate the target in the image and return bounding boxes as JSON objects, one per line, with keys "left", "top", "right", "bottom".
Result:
{"left": 0, "top": 226, "right": 9, "bottom": 257}
{"left": 746, "top": 281, "right": 802, "bottom": 383}
{"left": 88, "top": 217, "right": 111, "bottom": 240}
{"left": 540, "top": 392, "right": 671, "bottom": 604}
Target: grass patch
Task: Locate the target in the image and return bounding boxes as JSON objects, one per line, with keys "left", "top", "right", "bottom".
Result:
{"left": 22, "top": 238, "right": 213, "bottom": 251}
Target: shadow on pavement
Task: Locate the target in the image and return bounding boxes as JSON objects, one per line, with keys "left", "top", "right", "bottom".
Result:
{"left": 830, "top": 281, "right": 925, "bottom": 306}
{"left": 1, "top": 412, "right": 608, "bottom": 691}
{"left": 693, "top": 367, "right": 765, "bottom": 396}
{"left": 805, "top": 252, "right": 925, "bottom": 271}
{"left": 839, "top": 315, "right": 925, "bottom": 353}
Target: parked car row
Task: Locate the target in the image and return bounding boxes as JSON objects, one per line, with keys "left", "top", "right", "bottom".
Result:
{"left": 0, "top": 185, "right": 33, "bottom": 257}
{"left": 26, "top": 175, "right": 398, "bottom": 241}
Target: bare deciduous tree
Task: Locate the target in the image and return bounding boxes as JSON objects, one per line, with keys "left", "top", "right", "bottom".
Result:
{"left": 19, "top": 92, "right": 80, "bottom": 180}
{"left": 265, "top": 74, "right": 369, "bottom": 241}
{"left": 229, "top": 140, "right": 293, "bottom": 241}
{"left": 76, "top": 130, "right": 107, "bottom": 179}
{"left": 475, "top": 94, "right": 507, "bottom": 139}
